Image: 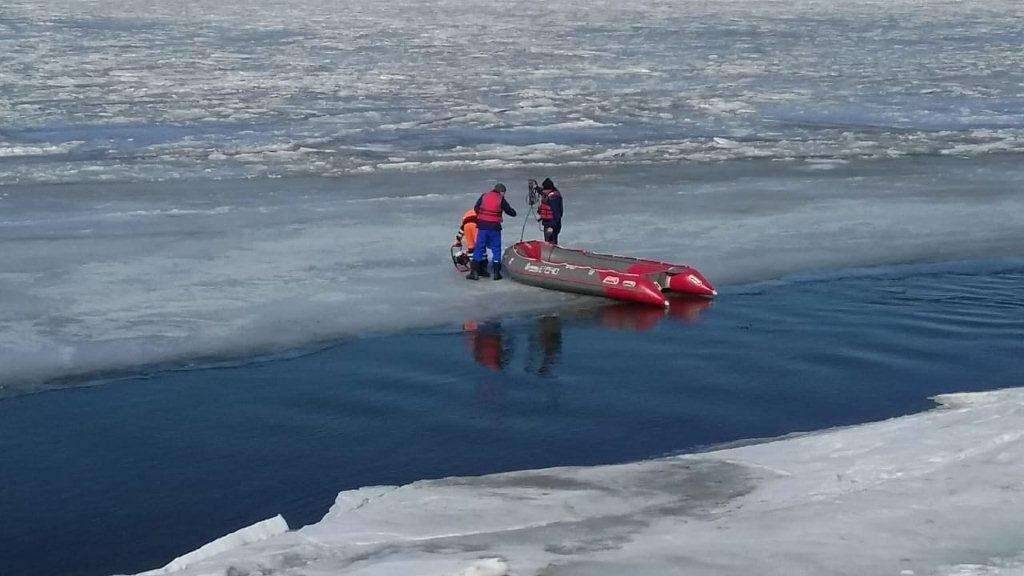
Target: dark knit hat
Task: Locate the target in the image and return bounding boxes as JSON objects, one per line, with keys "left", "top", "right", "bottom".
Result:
{"left": 494, "top": 183, "right": 507, "bottom": 193}
{"left": 541, "top": 178, "right": 555, "bottom": 190}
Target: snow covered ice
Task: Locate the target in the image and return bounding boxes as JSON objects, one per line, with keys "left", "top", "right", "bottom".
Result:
{"left": 133, "top": 387, "right": 1024, "bottom": 576}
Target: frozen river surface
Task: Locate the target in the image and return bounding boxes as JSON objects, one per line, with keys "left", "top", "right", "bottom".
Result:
{"left": 3, "top": 0, "right": 1024, "bottom": 183}
{"left": 1, "top": 2, "right": 1023, "bottom": 575}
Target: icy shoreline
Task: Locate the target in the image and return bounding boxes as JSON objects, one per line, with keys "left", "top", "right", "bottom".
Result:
{"left": 133, "top": 386, "right": 1024, "bottom": 576}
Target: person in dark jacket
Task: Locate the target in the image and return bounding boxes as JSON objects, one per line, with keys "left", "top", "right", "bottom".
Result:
{"left": 468, "top": 183, "right": 517, "bottom": 280}
{"left": 536, "top": 177, "right": 563, "bottom": 244}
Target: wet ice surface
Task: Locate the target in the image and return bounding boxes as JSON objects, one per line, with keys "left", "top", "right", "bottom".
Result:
{"left": 3, "top": 157, "right": 1024, "bottom": 394}
{"left": 2, "top": 0, "right": 1024, "bottom": 183}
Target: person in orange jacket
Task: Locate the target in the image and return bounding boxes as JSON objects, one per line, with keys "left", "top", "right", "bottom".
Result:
{"left": 452, "top": 208, "right": 489, "bottom": 277}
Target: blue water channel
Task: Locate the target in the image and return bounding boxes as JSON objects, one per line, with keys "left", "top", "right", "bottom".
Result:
{"left": 1, "top": 262, "right": 1022, "bottom": 576}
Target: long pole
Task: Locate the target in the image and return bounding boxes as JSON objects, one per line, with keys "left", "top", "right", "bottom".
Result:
{"left": 520, "top": 179, "right": 537, "bottom": 243}
{"left": 519, "top": 205, "right": 530, "bottom": 243}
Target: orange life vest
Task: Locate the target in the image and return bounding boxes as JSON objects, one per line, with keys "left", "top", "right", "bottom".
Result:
{"left": 460, "top": 209, "right": 478, "bottom": 250}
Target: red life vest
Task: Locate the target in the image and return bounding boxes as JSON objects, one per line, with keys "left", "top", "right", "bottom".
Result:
{"left": 537, "top": 190, "right": 559, "bottom": 220}
{"left": 476, "top": 190, "right": 504, "bottom": 224}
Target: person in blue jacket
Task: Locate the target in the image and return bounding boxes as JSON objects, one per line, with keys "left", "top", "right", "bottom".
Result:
{"left": 536, "top": 177, "right": 563, "bottom": 244}
{"left": 468, "top": 183, "right": 517, "bottom": 281}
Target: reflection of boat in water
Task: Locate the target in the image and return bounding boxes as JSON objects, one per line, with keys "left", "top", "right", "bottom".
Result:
{"left": 595, "top": 298, "right": 713, "bottom": 332}
{"left": 667, "top": 297, "right": 714, "bottom": 323}
{"left": 502, "top": 241, "right": 716, "bottom": 308}
{"left": 596, "top": 303, "right": 663, "bottom": 332}
{"left": 461, "top": 299, "right": 710, "bottom": 374}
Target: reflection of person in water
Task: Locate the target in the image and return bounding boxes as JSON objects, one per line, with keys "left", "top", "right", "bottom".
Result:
{"left": 527, "top": 315, "right": 562, "bottom": 377}
{"left": 463, "top": 321, "right": 510, "bottom": 372}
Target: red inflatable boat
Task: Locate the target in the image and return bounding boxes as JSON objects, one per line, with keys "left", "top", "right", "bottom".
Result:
{"left": 501, "top": 241, "right": 716, "bottom": 308}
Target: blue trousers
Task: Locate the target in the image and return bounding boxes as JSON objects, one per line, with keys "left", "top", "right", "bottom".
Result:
{"left": 473, "top": 228, "right": 502, "bottom": 265}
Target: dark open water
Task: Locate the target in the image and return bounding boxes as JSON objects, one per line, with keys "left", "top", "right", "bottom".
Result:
{"left": 1, "top": 262, "right": 1023, "bottom": 576}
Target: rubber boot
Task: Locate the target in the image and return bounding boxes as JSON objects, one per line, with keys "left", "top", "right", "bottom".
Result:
{"left": 479, "top": 258, "right": 491, "bottom": 278}
{"left": 492, "top": 262, "right": 503, "bottom": 281}
{"left": 466, "top": 261, "right": 479, "bottom": 280}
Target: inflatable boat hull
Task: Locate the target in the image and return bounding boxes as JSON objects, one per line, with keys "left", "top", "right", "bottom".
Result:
{"left": 501, "top": 241, "right": 716, "bottom": 307}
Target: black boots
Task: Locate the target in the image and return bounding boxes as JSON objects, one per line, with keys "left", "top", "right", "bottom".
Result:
{"left": 466, "top": 260, "right": 501, "bottom": 281}
{"left": 466, "top": 260, "right": 488, "bottom": 280}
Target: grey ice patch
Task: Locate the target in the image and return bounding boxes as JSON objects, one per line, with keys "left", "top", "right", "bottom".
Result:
{"left": 536, "top": 558, "right": 721, "bottom": 576}
{"left": 419, "top": 541, "right": 493, "bottom": 554}
{"left": 439, "top": 472, "right": 607, "bottom": 493}
{"left": 430, "top": 459, "right": 760, "bottom": 562}
{"left": 542, "top": 517, "right": 646, "bottom": 555}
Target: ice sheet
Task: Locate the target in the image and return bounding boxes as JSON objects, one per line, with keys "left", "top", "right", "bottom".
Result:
{"left": 3, "top": 158, "right": 1024, "bottom": 394}
{"left": 138, "top": 515, "right": 288, "bottom": 576}
{"left": 128, "top": 386, "right": 1024, "bottom": 576}
{"left": 3, "top": 0, "right": 1024, "bottom": 391}
{"left": 2, "top": 0, "right": 1023, "bottom": 183}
